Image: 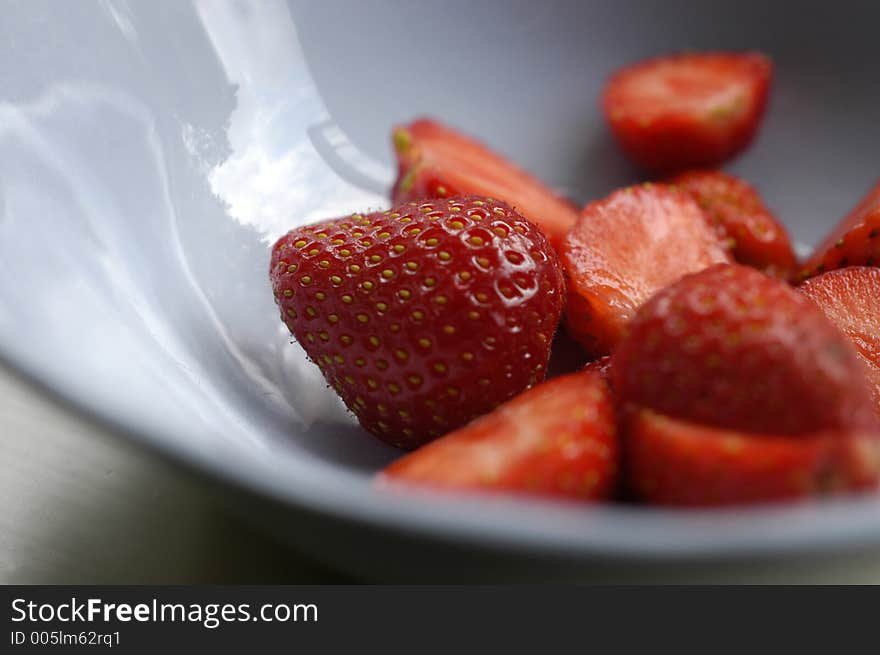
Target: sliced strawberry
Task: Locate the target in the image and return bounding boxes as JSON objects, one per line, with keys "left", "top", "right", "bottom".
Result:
{"left": 612, "top": 264, "right": 878, "bottom": 436}
{"left": 391, "top": 119, "right": 578, "bottom": 250}
{"left": 271, "top": 196, "right": 565, "bottom": 449}
{"left": 800, "top": 180, "right": 880, "bottom": 279}
{"left": 603, "top": 52, "right": 773, "bottom": 173}
{"left": 672, "top": 169, "right": 797, "bottom": 278}
{"left": 378, "top": 371, "right": 618, "bottom": 501}
{"left": 561, "top": 183, "right": 731, "bottom": 356}
{"left": 799, "top": 267, "right": 880, "bottom": 418}
{"left": 627, "top": 410, "right": 880, "bottom": 506}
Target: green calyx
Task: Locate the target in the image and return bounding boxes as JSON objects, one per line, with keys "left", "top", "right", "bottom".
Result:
{"left": 398, "top": 168, "right": 417, "bottom": 193}
{"left": 393, "top": 128, "right": 412, "bottom": 153}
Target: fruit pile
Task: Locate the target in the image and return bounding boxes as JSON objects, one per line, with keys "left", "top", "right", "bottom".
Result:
{"left": 270, "top": 52, "right": 880, "bottom": 507}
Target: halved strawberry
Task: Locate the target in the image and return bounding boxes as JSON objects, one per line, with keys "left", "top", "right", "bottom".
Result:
{"left": 799, "top": 267, "right": 880, "bottom": 418}
{"left": 673, "top": 169, "right": 797, "bottom": 278}
{"left": 378, "top": 371, "right": 618, "bottom": 501}
{"left": 612, "top": 264, "right": 878, "bottom": 436}
{"left": 391, "top": 119, "right": 579, "bottom": 250}
{"left": 627, "top": 410, "right": 880, "bottom": 506}
{"left": 800, "top": 180, "right": 880, "bottom": 279}
{"left": 603, "top": 52, "right": 773, "bottom": 173}
{"left": 561, "top": 183, "right": 731, "bottom": 356}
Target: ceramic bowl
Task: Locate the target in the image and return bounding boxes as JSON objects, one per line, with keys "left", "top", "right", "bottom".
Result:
{"left": 2, "top": 0, "right": 879, "bottom": 580}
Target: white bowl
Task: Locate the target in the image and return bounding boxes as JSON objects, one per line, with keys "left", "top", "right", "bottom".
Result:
{"left": 2, "top": 0, "right": 880, "bottom": 580}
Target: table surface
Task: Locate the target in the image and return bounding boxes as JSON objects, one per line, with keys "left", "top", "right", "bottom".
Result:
{"left": 0, "top": 363, "right": 348, "bottom": 584}
{"left": 5, "top": 362, "right": 880, "bottom": 584}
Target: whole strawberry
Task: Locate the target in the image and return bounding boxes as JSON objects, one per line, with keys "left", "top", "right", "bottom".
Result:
{"left": 270, "top": 196, "right": 565, "bottom": 448}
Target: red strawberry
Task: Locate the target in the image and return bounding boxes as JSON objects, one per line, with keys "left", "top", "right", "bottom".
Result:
{"left": 561, "top": 183, "right": 731, "bottom": 356}
{"left": 603, "top": 52, "right": 773, "bottom": 173}
{"left": 270, "top": 196, "right": 565, "bottom": 449}
{"left": 378, "top": 371, "right": 618, "bottom": 500}
{"left": 391, "top": 119, "right": 579, "bottom": 250}
{"left": 612, "top": 264, "right": 878, "bottom": 436}
{"left": 672, "top": 169, "right": 797, "bottom": 278}
{"left": 627, "top": 410, "right": 880, "bottom": 506}
{"left": 800, "top": 180, "right": 880, "bottom": 279}
{"left": 582, "top": 356, "right": 612, "bottom": 381}
{"left": 799, "top": 267, "right": 880, "bottom": 418}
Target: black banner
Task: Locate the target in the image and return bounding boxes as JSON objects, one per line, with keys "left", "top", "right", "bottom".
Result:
{"left": 0, "top": 585, "right": 873, "bottom": 652}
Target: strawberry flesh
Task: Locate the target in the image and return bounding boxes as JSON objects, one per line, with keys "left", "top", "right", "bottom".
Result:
{"left": 379, "top": 371, "right": 619, "bottom": 500}
{"left": 603, "top": 52, "right": 772, "bottom": 173}
{"left": 673, "top": 169, "right": 797, "bottom": 278}
{"left": 612, "top": 264, "right": 878, "bottom": 436}
{"left": 391, "top": 119, "right": 578, "bottom": 250}
{"left": 799, "top": 267, "right": 880, "bottom": 419}
{"left": 627, "top": 410, "right": 880, "bottom": 506}
{"left": 270, "top": 196, "right": 565, "bottom": 449}
{"left": 561, "top": 183, "right": 731, "bottom": 357}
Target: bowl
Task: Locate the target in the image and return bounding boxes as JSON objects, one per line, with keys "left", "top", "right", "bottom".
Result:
{"left": 2, "top": 0, "right": 880, "bottom": 580}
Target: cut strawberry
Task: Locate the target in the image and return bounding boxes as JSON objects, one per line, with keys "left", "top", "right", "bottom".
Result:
{"left": 603, "top": 52, "right": 773, "bottom": 173}
{"left": 378, "top": 371, "right": 619, "bottom": 501}
{"left": 612, "top": 264, "right": 878, "bottom": 436}
{"left": 800, "top": 180, "right": 880, "bottom": 279}
{"left": 673, "top": 169, "right": 797, "bottom": 278}
{"left": 627, "top": 410, "right": 880, "bottom": 506}
{"left": 391, "top": 119, "right": 579, "bottom": 250}
{"left": 799, "top": 267, "right": 880, "bottom": 419}
{"left": 271, "top": 196, "right": 565, "bottom": 449}
{"left": 561, "top": 183, "right": 731, "bottom": 356}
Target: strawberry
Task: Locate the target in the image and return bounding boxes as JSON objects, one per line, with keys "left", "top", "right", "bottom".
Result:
{"left": 627, "top": 410, "right": 880, "bottom": 506}
{"left": 800, "top": 180, "right": 880, "bottom": 279}
{"left": 270, "top": 196, "right": 566, "bottom": 449}
{"left": 561, "top": 183, "right": 731, "bottom": 356}
{"left": 799, "top": 267, "right": 880, "bottom": 418}
{"left": 582, "top": 355, "right": 612, "bottom": 382}
{"left": 672, "top": 170, "right": 797, "bottom": 278}
{"left": 612, "top": 264, "right": 878, "bottom": 436}
{"left": 378, "top": 371, "right": 619, "bottom": 500}
{"left": 391, "top": 119, "right": 579, "bottom": 250}
{"left": 603, "top": 52, "right": 773, "bottom": 173}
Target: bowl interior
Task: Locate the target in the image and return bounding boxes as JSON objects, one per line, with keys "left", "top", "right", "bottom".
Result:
{"left": 1, "top": 0, "right": 879, "bottom": 561}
